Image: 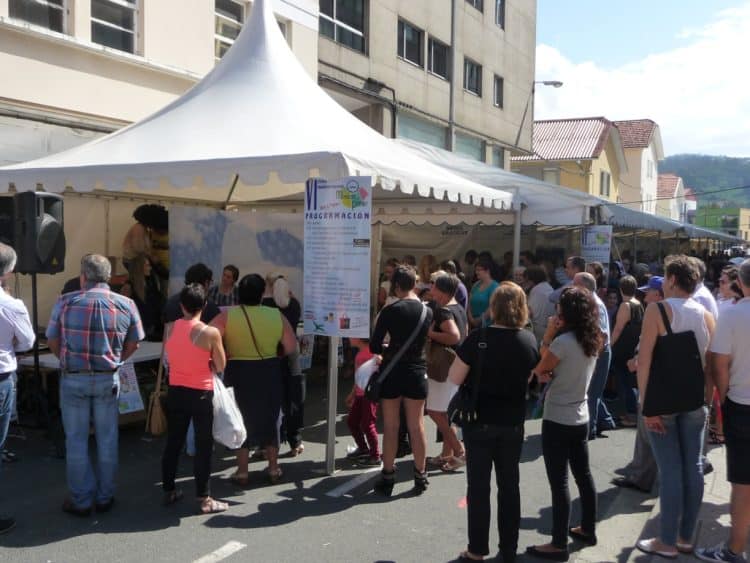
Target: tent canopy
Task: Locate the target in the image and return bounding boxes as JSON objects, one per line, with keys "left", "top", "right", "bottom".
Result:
{"left": 397, "top": 139, "right": 604, "bottom": 226}
{"left": 0, "top": 0, "right": 513, "bottom": 212}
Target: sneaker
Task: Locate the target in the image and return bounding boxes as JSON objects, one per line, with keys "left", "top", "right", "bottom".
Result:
{"left": 0, "top": 517, "right": 16, "bottom": 535}
{"left": 695, "top": 544, "right": 748, "bottom": 562}
{"left": 346, "top": 447, "right": 369, "bottom": 460}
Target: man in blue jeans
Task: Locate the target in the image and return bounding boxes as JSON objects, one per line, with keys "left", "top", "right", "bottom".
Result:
{"left": 574, "top": 272, "right": 616, "bottom": 438}
{"left": 0, "top": 243, "right": 36, "bottom": 533}
{"left": 47, "top": 254, "right": 144, "bottom": 517}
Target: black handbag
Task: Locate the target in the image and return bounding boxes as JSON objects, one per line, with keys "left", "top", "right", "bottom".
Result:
{"left": 365, "top": 303, "right": 428, "bottom": 402}
{"left": 642, "top": 302, "right": 705, "bottom": 417}
{"left": 448, "top": 327, "right": 487, "bottom": 427}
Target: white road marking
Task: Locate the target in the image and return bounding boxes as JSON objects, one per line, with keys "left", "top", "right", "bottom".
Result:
{"left": 193, "top": 541, "right": 247, "bottom": 563}
{"left": 325, "top": 466, "right": 382, "bottom": 498}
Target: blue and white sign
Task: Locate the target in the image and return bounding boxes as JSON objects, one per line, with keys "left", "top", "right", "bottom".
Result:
{"left": 303, "top": 177, "right": 372, "bottom": 338}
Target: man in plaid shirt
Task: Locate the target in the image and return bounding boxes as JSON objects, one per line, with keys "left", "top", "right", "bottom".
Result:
{"left": 47, "top": 254, "right": 144, "bottom": 517}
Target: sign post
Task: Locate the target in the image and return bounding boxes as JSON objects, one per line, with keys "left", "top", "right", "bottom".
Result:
{"left": 304, "top": 176, "right": 372, "bottom": 475}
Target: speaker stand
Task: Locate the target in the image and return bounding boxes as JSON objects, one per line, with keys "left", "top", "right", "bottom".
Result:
{"left": 31, "top": 272, "right": 40, "bottom": 379}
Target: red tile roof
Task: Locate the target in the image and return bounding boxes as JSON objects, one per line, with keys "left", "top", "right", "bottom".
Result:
{"left": 613, "top": 119, "right": 656, "bottom": 148}
{"left": 658, "top": 173, "right": 681, "bottom": 199}
{"left": 511, "top": 117, "right": 614, "bottom": 161}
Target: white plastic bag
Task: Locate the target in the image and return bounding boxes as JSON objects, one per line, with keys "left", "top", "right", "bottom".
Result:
{"left": 212, "top": 375, "right": 246, "bottom": 449}
{"left": 354, "top": 357, "right": 378, "bottom": 392}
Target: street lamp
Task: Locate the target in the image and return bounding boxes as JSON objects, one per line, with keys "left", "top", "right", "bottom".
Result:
{"left": 514, "top": 80, "right": 564, "bottom": 149}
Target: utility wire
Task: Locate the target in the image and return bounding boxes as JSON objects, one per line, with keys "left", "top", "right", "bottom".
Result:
{"left": 617, "top": 184, "right": 750, "bottom": 206}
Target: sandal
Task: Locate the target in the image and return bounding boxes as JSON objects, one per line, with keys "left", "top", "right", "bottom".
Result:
{"left": 426, "top": 455, "right": 450, "bottom": 468}
{"left": 441, "top": 455, "right": 467, "bottom": 473}
{"left": 199, "top": 497, "right": 228, "bottom": 514}
{"left": 266, "top": 467, "right": 283, "bottom": 485}
{"left": 163, "top": 489, "right": 184, "bottom": 506}
{"left": 709, "top": 430, "right": 725, "bottom": 445}
{"left": 229, "top": 472, "right": 249, "bottom": 487}
{"left": 289, "top": 443, "right": 305, "bottom": 457}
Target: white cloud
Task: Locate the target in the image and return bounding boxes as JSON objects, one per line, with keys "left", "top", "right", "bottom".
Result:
{"left": 534, "top": 4, "right": 750, "bottom": 157}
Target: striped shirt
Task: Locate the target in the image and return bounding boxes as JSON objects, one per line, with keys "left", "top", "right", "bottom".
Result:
{"left": 46, "top": 283, "right": 144, "bottom": 372}
{"left": 207, "top": 285, "right": 239, "bottom": 307}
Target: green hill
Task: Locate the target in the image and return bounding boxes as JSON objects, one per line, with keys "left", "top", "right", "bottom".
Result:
{"left": 661, "top": 154, "right": 750, "bottom": 207}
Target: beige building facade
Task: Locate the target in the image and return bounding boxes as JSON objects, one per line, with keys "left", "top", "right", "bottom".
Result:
{"left": 318, "top": 0, "right": 537, "bottom": 169}
{"left": 0, "top": 0, "right": 319, "bottom": 166}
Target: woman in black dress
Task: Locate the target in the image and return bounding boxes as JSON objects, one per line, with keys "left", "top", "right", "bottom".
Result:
{"left": 370, "top": 266, "right": 433, "bottom": 496}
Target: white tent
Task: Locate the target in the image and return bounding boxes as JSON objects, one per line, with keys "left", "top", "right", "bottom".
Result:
{"left": 0, "top": 0, "right": 513, "bottom": 214}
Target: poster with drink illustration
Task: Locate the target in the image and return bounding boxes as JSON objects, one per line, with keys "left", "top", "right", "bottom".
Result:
{"left": 303, "top": 176, "right": 372, "bottom": 338}
{"left": 117, "top": 362, "right": 144, "bottom": 415}
{"left": 581, "top": 225, "right": 613, "bottom": 274}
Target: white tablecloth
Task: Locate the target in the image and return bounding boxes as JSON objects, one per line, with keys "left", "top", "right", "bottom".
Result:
{"left": 18, "top": 340, "right": 162, "bottom": 370}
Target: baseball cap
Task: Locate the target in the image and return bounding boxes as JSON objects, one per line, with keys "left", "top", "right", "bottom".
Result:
{"left": 638, "top": 276, "right": 663, "bottom": 292}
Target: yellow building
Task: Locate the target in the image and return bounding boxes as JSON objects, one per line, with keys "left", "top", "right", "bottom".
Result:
{"left": 510, "top": 116, "right": 627, "bottom": 203}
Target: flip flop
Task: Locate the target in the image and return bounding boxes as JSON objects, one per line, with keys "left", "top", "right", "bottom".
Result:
{"left": 426, "top": 455, "right": 450, "bottom": 468}
{"left": 199, "top": 497, "right": 228, "bottom": 514}
{"left": 441, "top": 455, "right": 466, "bottom": 473}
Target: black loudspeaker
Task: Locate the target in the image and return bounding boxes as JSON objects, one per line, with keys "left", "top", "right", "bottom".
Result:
{"left": 13, "top": 192, "right": 65, "bottom": 274}
{"left": 0, "top": 196, "right": 13, "bottom": 247}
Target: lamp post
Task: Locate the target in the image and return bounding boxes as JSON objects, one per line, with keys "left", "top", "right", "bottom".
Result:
{"left": 514, "top": 80, "right": 563, "bottom": 149}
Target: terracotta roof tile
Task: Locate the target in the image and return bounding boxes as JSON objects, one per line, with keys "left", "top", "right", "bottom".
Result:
{"left": 511, "top": 117, "right": 613, "bottom": 162}
{"left": 613, "top": 119, "right": 656, "bottom": 148}
{"left": 658, "top": 173, "right": 681, "bottom": 199}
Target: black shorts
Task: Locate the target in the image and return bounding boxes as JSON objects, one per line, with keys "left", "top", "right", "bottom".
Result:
{"left": 723, "top": 399, "right": 750, "bottom": 485}
{"left": 379, "top": 365, "right": 428, "bottom": 401}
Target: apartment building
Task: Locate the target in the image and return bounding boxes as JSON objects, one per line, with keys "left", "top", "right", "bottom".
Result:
{"left": 317, "top": 0, "right": 537, "bottom": 168}
{"left": 0, "top": 0, "right": 319, "bottom": 166}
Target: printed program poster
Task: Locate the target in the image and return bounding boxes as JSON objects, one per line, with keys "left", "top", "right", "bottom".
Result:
{"left": 303, "top": 176, "right": 372, "bottom": 338}
{"left": 118, "top": 363, "right": 144, "bottom": 415}
{"left": 581, "top": 226, "right": 613, "bottom": 272}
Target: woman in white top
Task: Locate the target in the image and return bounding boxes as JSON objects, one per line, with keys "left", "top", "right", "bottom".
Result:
{"left": 635, "top": 255, "right": 715, "bottom": 559}
{"left": 524, "top": 265, "right": 556, "bottom": 345}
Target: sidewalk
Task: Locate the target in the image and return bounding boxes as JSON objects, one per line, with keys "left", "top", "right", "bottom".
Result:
{"left": 627, "top": 443, "right": 732, "bottom": 562}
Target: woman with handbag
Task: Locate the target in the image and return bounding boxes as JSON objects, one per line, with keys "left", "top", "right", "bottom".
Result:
{"left": 370, "top": 266, "right": 433, "bottom": 496}
{"left": 610, "top": 275, "right": 643, "bottom": 427}
{"left": 425, "top": 273, "right": 468, "bottom": 473}
{"left": 527, "top": 286, "right": 601, "bottom": 562}
{"left": 161, "top": 284, "right": 228, "bottom": 514}
{"left": 448, "top": 282, "right": 540, "bottom": 562}
{"left": 211, "top": 274, "right": 297, "bottom": 486}
{"left": 635, "top": 255, "right": 716, "bottom": 559}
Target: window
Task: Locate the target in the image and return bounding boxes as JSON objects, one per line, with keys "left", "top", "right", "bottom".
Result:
{"left": 91, "top": 0, "right": 137, "bottom": 53}
{"left": 9, "top": 0, "right": 65, "bottom": 32}
{"left": 466, "top": 0, "right": 483, "bottom": 12}
{"left": 493, "top": 75, "right": 504, "bottom": 108}
{"left": 397, "top": 20, "right": 423, "bottom": 66}
{"left": 600, "top": 171, "right": 611, "bottom": 197}
{"left": 215, "top": 0, "right": 245, "bottom": 60}
{"left": 455, "top": 133, "right": 484, "bottom": 161}
{"left": 397, "top": 113, "right": 447, "bottom": 149}
{"left": 320, "top": 0, "right": 366, "bottom": 53}
{"left": 647, "top": 160, "right": 653, "bottom": 178}
{"left": 492, "top": 147, "right": 505, "bottom": 168}
{"left": 428, "top": 38, "right": 449, "bottom": 79}
{"left": 543, "top": 168, "right": 559, "bottom": 184}
{"left": 463, "top": 58, "right": 482, "bottom": 96}
{"left": 495, "top": 0, "right": 505, "bottom": 28}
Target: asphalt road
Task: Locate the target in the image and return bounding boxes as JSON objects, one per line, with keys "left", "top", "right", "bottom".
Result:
{"left": 0, "top": 375, "right": 653, "bottom": 563}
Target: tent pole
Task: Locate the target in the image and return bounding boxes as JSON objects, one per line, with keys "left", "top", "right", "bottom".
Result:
{"left": 222, "top": 174, "right": 240, "bottom": 209}
{"left": 512, "top": 188, "right": 521, "bottom": 267}
{"left": 325, "top": 336, "right": 339, "bottom": 475}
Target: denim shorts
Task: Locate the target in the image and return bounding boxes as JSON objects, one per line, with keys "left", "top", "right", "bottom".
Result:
{"left": 723, "top": 398, "right": 750, "bottom": 485}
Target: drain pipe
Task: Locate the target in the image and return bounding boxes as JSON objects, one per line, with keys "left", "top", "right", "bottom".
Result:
{"left": 448, "top": 0, "right": 457, "bottom": 151}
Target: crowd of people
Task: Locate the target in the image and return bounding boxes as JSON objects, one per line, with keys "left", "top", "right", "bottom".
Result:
{"left": 0, "top": 239, "right": 749, "bottom": 563}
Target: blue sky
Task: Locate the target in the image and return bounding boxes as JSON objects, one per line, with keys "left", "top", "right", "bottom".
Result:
{"left": 533, "top": 0, "right": 750, "bottom": 156}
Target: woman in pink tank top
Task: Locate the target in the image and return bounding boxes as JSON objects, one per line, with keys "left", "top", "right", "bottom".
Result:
{"left": 162, "top": 284, "right": 228, "bottom": 514}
